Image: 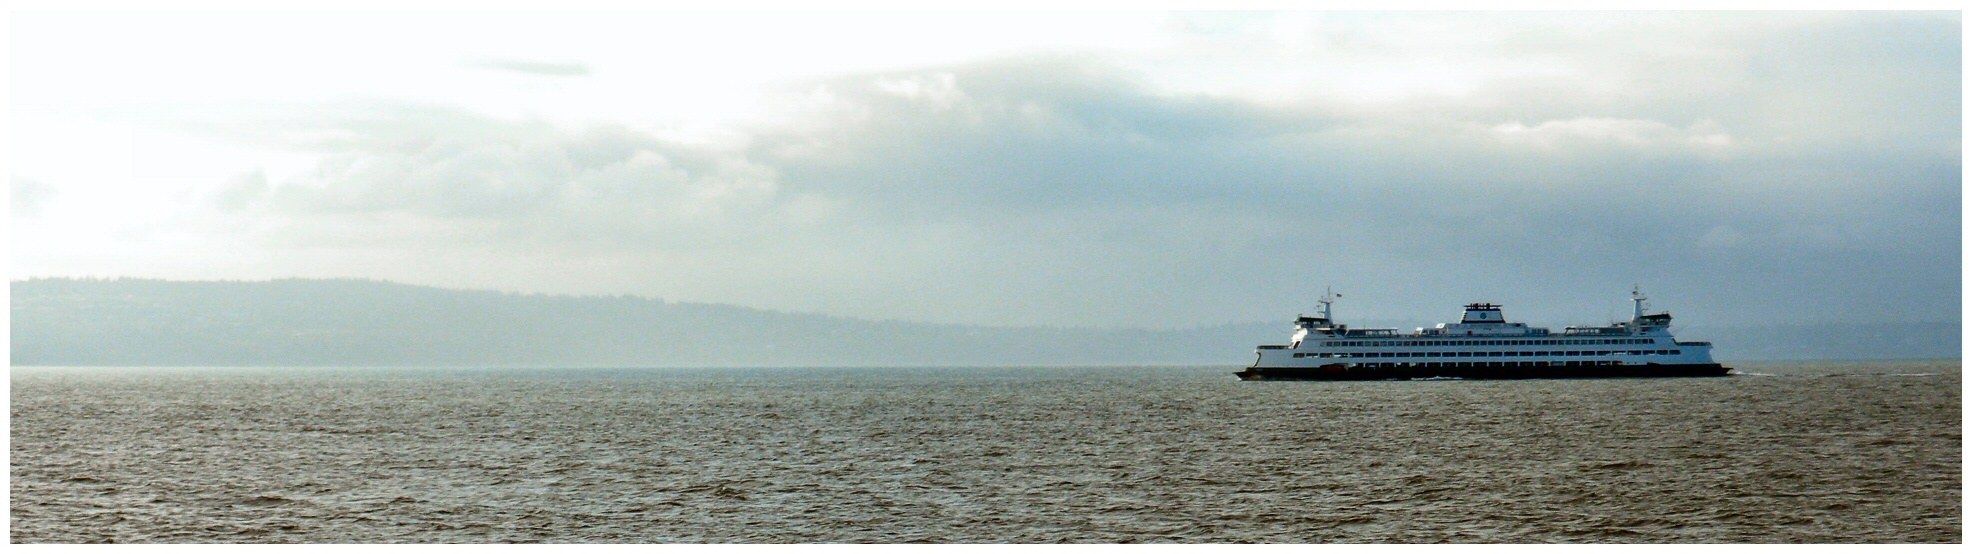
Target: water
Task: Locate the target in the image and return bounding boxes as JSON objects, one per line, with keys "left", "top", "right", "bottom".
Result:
{"left": 10, "top": 361, "right": 1961, "bottom": 543}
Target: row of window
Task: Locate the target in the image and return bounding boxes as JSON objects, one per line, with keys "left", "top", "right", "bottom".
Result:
{"left": 1321, "top": 338, "right": 1657, "bottom": 348}
{"left": 1348, "top": 361, "right": 1624, "bottom": 369}
{"left": 1293, "top": 349, "right": 1682, "bottom": 359}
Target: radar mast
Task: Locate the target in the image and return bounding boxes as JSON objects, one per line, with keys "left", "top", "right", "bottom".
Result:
{"left": 1316, "top": 287, "right": 1340, "bottom": 322}
{"left": 1630, "top": 284, "right": 1649, "bottom": 323}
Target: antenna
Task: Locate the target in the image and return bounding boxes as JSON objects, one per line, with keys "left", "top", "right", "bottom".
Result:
{"left": 1315, "top": 287, "right": 1339, "bottom": 321}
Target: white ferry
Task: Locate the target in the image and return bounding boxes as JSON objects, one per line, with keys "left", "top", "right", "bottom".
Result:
{"left": 1237, "top": 287, "right": 1729, "bottom": 381}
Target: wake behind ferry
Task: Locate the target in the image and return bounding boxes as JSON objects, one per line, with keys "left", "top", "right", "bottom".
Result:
{"left": 1237, "top": 288, "right": 1730, "bottom": 381}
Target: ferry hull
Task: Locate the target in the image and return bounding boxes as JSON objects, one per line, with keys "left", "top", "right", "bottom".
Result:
{"left": 1235, "top": 363, "right": 1731, "bottom": 381}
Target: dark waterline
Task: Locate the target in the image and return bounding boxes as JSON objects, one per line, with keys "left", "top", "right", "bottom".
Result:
{"left": 11, "top": 361, "right": 1961, "bottom": 542}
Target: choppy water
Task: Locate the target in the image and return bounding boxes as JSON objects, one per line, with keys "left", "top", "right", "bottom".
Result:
{"left": 11, "top": 361, "right": 1961, "bottom": 543}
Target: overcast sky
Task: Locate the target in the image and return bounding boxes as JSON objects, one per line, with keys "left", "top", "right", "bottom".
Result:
{"left": 9, "top": 10, "right": 1961, "bottom": 329}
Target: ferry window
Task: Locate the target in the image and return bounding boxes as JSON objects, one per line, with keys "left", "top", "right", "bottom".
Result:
{"left": 1671, "top": 350, "right": 1682, "bottom": 355}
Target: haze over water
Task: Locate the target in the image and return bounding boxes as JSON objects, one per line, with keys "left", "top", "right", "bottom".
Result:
{"left": 11, "top": 361, "right": 1959, "bottom": 543}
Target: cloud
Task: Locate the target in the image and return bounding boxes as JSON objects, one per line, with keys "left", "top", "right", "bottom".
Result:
{"left": 11, "top": 175, "right": 59, "bottom": 218}
{"left": 213, "top": 121, "right": 822, "bottom": 256}
{"left": 465, "top": 58, "right": 591, "bottom": 77}
{"left": 1486, "top": 118, "right": 1731, "bottom": 153}
{"left": 29, "top": 13, "right": 1955, "bottom": 329}
{"left": 1695, "top": 225, "right": 1746, "bottom": 249}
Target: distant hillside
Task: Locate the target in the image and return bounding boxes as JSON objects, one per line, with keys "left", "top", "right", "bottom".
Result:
{"left": 8, "top": 278, "right": 1958, "bottom": 367}
{"left": 1695, "top": 322, "right": 1960, "bottom": 362}
{"left": 8, "top": 278, "right": 1280, "bottom": 367}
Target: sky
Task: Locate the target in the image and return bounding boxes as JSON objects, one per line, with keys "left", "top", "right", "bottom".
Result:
{"left": 7, "top": 9, "right": 1963, "bottom": 330}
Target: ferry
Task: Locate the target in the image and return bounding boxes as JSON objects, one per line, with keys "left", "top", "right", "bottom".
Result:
{"left": 1236, "top": 288, "right": 1729, "bottom": 381}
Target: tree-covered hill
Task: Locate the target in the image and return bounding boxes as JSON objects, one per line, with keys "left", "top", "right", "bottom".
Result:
{"left": 9, "top": 278, "right": 1278, "bottom": 367}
